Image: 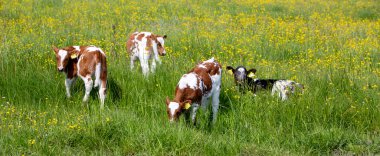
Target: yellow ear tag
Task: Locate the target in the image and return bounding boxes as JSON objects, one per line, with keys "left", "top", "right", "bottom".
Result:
{"left": 184, "top": 103, "right": 191, "bottom": 110}
{"left": 227, "top": 70, "right": 233, "bottom": 75}
{"left": 248, "top": 73, "right": 255, "bottom": 78}
{"left": 70, "top": 53, "right": 78, "bottom": 59}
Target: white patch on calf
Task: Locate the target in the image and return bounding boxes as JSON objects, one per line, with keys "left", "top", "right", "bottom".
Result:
{"left": 204, "top": 57, "right": 215, "bottom": 63}
{"left": 198, "top": 64, "right": 207, "bottom": 69}
{"left": 178, "top": 73, "right": 199, "bottom": 90}
{"left": 73, "top": 46, "right": 80, "bottom": 51}
{"left": 86, "top": 46, "right": 100, "bottom": 52}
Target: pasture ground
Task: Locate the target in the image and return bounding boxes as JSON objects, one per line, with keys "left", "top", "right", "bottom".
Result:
{"left": 1, "top": 0, "right": 379, "bottom": 155}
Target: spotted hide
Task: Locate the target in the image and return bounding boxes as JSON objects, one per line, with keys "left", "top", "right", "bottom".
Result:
{"left": 166, "top": 58, "right": 222, "bottom": 125}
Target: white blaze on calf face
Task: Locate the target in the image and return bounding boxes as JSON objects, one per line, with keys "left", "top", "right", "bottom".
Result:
{"left": 237, "top": 67, "right": 245, "bottom": 73}
{"left": 157, "top": 37, "right": 165, "bottom": 46}
{"left": 178, "top": 73, "right": 199, "bottom": 90}
{"left": 168, "top": 102, "right": 180, "bottom": 120}
{"left": 58, "top": 50, "right": 68, "bottom": 70}
{"left": 157, "top": 37, "right": 166, "bottom": 54}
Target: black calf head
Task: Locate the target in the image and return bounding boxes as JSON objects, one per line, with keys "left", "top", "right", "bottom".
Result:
{"left": 226, "top": 66, "right": 257, "bottom": 84}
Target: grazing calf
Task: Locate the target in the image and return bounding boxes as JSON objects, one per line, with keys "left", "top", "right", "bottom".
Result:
{"left": 126, "top": 32, "right": 167, "bottom": 76}
{"left": 165, "top": 58, "right": 222, "bottom": 124}
{"left": 226, "top": 66, "right": 303, "bottom": 100}
{"left": 52, "top": 45, "right": 107, "bottom": 109}
{"left": 271, "top": 80, "right": 304, "bottom": 101}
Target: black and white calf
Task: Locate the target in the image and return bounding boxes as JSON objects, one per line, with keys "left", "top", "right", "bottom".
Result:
{"left": 271, "top": 80, "right": 304, "bottom": 101}
{"left": 226, "top": 66, "right": 303, "bottom": 100}
{"left": 226, "top": 66, "right": 275, "bottom": 95}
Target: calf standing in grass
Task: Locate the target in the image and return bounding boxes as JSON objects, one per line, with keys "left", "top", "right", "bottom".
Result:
{"left": 126, "top": 32, "right": 167, "bottom": 76}
{"left": 165, "top": 58, "right": 222, "bottom": 125}
{"left": 52, "top": 45, "right": 107, "bottom": 109}
{"left": 226, "top": 66, "right": 303, "bottom": 100}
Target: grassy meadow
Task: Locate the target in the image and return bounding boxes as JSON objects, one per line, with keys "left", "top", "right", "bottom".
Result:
{"left": 1, "top": 0, "right": 380, "bottom": 155}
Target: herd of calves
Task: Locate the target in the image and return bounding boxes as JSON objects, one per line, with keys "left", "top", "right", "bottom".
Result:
{"left": 52, "top": 32, "right": 304, "bottom": 125}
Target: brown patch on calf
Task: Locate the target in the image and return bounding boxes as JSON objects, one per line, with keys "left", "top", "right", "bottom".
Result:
{"left": 174, "top": 85, "right": 203, "bottom": 105}
{"left": 126, "top": 33, "right": 138, "bottom": 55}
{"left": 78, "top": 50, "right": 105, "bottom": 78}
{"left": 136, "top": 33, "right": 145, "bottom": 41}
{"left": 65, "top": 59, "right": 78, "bottom": 79}
{"left": 147, "top": 35, "right": 154, "bottom": 47}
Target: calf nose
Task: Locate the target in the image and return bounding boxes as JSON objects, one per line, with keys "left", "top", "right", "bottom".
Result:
{"left": 58, "top": 67, "right": 64, "bottom": 72}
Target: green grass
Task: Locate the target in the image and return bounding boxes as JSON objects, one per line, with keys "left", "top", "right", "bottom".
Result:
{"left": 1, "top": 0, "right": 380, "bottom": 155}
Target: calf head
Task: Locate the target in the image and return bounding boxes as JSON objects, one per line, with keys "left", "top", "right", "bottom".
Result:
{"left": 52, "top": 45, "right": 78, "bottom": 72}
{"left": 151, "top": 34, "right": 167, "bottom": 56}
{"left": 165, "top": 97, "right": 191, "bottom": 122}
{"left": 226, "top": 66, "right": 257, "bottom": 85}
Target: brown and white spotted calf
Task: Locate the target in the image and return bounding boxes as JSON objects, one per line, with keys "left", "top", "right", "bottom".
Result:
{"left": 165, "top": 58, "right": 222, "bottom": 124}
{"left": 52, "top": 45, "right": 107, "bottom": 109}
{"left": 126, "top": 32, "right": 167, "bottom": 76}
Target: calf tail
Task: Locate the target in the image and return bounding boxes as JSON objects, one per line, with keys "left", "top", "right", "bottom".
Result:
{"left": 94, "top": 52, "right": 107, "bottom": 88}
{"left": 94, "top": 63, "right": 102, "bottom": 88}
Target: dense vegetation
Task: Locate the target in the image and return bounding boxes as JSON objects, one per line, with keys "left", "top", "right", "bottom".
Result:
{"left": 1, "top": 0, "right": 379, "bottom": 155}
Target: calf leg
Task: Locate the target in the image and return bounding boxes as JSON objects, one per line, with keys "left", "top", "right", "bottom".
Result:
{"left": 138, "top": 48, "right": 150, "bottom": 76}
{"left": 65, "top": 77, "right": 77, "bottom": 98}
{"left": 211, "top": 87, "right": 221, "bottom": 123}
{"left": 271, "top": 85, "right": 277, "bottom": 96}
{"left": 201, "top": 97, "right": 210, "bottom": 110}
{"left": 140, "top": 59, "right": 149, "bottom": 76}
{"left": 280, "top": 87, "right": 288, "bottom": 101}
{"left": 81, "top": 76, "right": 93, "bottom": 103}
{"left": 151, "top": 58, "right": 156, "bottom": 73}
{"left": 190, "top": 103, "right": 200, "bottom": 125}
{"left": 98, "top": 79, "right": 107, "bottom": 109}
{"left": 130, "top": 55, "right": 137, "bottom": 70}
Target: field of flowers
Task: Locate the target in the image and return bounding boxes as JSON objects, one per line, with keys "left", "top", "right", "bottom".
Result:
{"left": 1, "top": 0, "right": 379, "bottom": 155}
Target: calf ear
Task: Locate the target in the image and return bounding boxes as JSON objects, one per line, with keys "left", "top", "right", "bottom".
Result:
{"left": 180, "top": 100, "right": 192, "bottom": 110}
{"left": 247, "top": 68, "right": 257, "bottom": 78}
{"left": 163, "top": 35, "right": 167, "bottom": 39}
{"left": 165, "top": 97, "right": 170, "bottom": 106}
{"left": 52, "top": 45, "right": 59, "bottom": 53}
{"left": 226, "top": 66, "right": 235, "bottom": 75}
{"left": 248, "top": 68, "right": 257, "bottom": 74}
{"left": 69, "top": 51, "right": 78, "bottom": 59}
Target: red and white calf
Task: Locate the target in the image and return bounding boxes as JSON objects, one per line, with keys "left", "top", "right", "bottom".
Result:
{"left": 165, "top": 58, "right": 222, "bottom": 124}
{"left": 126, "top": 32, "right": 167, "bottom": 76}
{"left": 52, "top": 45, "right": 107, "bottom": 109}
